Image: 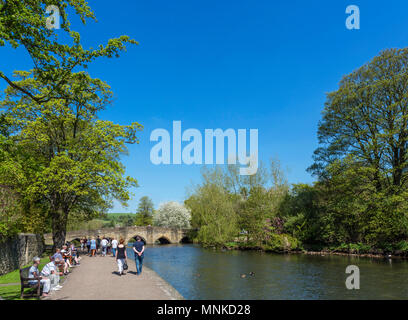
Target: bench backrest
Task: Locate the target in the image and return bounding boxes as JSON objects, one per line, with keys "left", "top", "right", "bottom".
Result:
{"left": 20, "top": 267, "right": 31, "bottom": 282}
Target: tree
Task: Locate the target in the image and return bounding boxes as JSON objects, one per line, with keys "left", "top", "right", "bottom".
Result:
{"left": 307, "top": 48, "right": 408, "bottom": 247}
{"left": 236, "top": 159, "right": 289, "bottom": 246}
{"left": 185, "top": 167, "right": 239, "bottom": 246}
{"left": 118, "top": 214, "right": 136, "bottom": 227}
{"left": 237, "top": 186, "right": 275, "bottom": 246}
{"left": 309, "top": 48, "right": 408, "bottom": 192}
{"left": 0, "top": 0, "right": 137, "bottom": 104}
{"left": 153, "top": 201, "right": 191, "bottom": 229}
{"left": 0, "top": 2, "right": 139, "bottom": 249}
{"left": 135, "top": 196, "right": 154, "bottom": 226}
{"left": 1, "top": 71, "right": 141, "bottom": 249}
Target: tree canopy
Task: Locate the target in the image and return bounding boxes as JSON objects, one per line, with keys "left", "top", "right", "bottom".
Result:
{"left": 135, "top": 196, "right": 154, "bottom": 226}
{"left": 0, "top": 0, "right": 141, "bottom": 248}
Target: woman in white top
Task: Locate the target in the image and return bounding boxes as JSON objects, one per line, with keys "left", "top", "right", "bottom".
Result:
{"left": 111, "top": 238, "right": 118, "bottom": 257}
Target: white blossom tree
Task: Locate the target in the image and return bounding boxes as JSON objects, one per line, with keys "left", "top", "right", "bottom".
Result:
{"left": 153, "top": 201, "right": 191, "bottom": 228}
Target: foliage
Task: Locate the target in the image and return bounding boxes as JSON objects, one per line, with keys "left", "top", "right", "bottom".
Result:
{"left": 135, "top": 196, "right": 154, "bottom": 226}
{"left": 185, "top": 167, "right": 239, "bottom": 247}
{"left": 262, "top": 233, "right": 302, "bottom": 252}
{"left": 0, "top": 0, "right": 137, "bottom": 104}
{"left": 185, "top": 159, "right": 289, "bottom": 248}
{"left": 66, "top": 212, "right": 137, "bottom": 231}
{"left": 302, "top": 49, "right": 408, "bottom": 248}
{"left": 153, "top": 201, "right": 191, "bottom": 228}
{"left": 0, "top": 186, "right": 22, "bottom": 238}
{"left": 0, "top": 2, "right": 140, "bottom": 248}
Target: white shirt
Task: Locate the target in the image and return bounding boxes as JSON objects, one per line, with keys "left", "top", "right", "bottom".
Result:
{"left": 28, "top": 265, "right": 39, "bottom": 284}
{"left": 101, "top": 239, "right": 108, "bottom": 246}
{"left": 111, "top": 239, "right": 118, "bottom": 248}
{"left": 41, "top": 262, "right": 56, "bottom": 277}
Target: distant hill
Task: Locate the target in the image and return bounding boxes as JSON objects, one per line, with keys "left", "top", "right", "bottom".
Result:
{"left": 67, "top": 213, "right": 137, "bottom": 231}
{"left": 107, "top": 213, "right": 135, "bottom": 217}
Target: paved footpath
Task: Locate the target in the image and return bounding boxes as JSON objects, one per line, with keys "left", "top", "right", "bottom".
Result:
{"left": 47, "top": 254, "right": 183, "bottom": 300}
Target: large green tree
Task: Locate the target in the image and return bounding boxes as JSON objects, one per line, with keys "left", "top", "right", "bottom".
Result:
{"left": 307, "top": 48, "right": 408, "bottom": 247}
{"left": 0, "top": 1, "right": 140, "bottom": 248}
{"left": 310, "top": 48, "right": 408, "bottom": 191}
{"left": 1, "top": 71, "right": 142, "bottom": 249}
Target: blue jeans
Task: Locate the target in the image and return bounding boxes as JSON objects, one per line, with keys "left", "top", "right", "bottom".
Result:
{"left": 135, "top": 254, "right": 144, "bottom": 274}
{"left": 112, "top": 248, "right": 116, "bottom": 257}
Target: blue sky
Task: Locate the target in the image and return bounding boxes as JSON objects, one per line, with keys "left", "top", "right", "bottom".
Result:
{"left": 2, "top": 0, "right": 408, "bottom": 212}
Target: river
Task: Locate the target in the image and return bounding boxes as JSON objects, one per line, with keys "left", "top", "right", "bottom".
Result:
{"left": 126, "top": 244, "right": 408, "bottom": 299}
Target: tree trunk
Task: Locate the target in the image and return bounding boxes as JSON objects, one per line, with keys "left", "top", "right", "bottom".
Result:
{"left": 51, "top": 208, "right": 68, "bottom": 252}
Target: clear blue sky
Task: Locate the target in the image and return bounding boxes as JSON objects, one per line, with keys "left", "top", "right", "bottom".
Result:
{"left": 2, "top": 0, "right": 408, "bottom": 212}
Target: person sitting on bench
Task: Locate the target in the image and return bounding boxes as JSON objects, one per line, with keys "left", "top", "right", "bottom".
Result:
{"left": 61, "top": 245, "right": 73, "bottom": 268}
{"left": 41, "top": 257, "right": 63, "bottom": 291}
{"left": 52, "top": 249, "right": 69, "bottom": 275}
{"left": 29, "top": 257, "right": 51, "bottom": 297}
{"left": 69, "top": 243, "right": 80, "bottom": 265}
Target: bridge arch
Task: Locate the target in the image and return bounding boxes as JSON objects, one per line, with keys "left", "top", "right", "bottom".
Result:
{"left": 179, "top": 236, "right": 192, "bottom": 244}
{"left": 155, "top": 236, "right": 171, "bottom": 245}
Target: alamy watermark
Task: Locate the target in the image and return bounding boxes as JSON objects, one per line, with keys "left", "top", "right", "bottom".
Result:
{"left": 346, "top": 5, "right": 360, "bottom": 30}
{"left": 44, "top": 5, "right": 360, "bottom": 32}
{"left": 150, "top": 121, "right": 258, "bottom": 176}
{"left": 45, "top": 5, "right": 60, "bottom": 30}
{"left": 345, "top": 265, "right": 360, "bottom": 290}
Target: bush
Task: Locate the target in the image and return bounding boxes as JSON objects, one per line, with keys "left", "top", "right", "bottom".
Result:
{"left": 262, "top": 233, "right": 302, "bottom": 252}
{"left": 153, "top": 201, "right": 191, "bottom": 228}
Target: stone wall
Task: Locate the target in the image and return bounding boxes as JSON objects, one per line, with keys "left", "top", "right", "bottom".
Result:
{"left": 0, "top": 234, "right": 44, "bottom": 276}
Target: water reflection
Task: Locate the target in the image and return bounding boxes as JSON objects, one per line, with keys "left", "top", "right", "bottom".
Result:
{"left": 126, "top": 244, "right": 408, "bottom": 300}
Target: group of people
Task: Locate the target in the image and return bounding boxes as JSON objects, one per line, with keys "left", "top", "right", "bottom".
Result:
{"left": 80, "top": 236, "right": 118, "bottom": 257}
{"left": 78, "top": 235, "right": 145, "bottom": 276}
{"left": 28, "top": 242, "right": 82, "bottom": 297}
{"left": 115, "top": 236, "right": 145, "bottom": 276}
{"left": 27, "top": 236, "right": 145, "bottom": 297}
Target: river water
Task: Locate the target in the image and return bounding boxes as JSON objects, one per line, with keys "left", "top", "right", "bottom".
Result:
{"left": 127, "top": 244, "right": 408, "bottom": 300}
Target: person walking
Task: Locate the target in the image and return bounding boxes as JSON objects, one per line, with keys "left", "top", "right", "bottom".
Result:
{"left": 86, "top": 238, "right": 91, "bottom": 254}
{"left": 115, "top": 239, "right": 127, "bottom": 276}
{"left": 96, "top": 236, "right": 101, "bottom": 254}
{"left": 111, "top": 237, "right": 118, "bottom": 257}
{"left": 101, "top": 236, "right": 108, "bottom": 257}
{"left": 132, "top": 236, "right": 145, "bottom": 275}
{"left": 90, "top": 237, "right": 97, "bottom": 257}
{"left": 107, "top": 238, "right": 111, "bottom": 255}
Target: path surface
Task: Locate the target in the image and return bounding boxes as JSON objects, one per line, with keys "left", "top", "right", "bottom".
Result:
{"left": 47, "top": 254, "right": 183, "bottom": 300}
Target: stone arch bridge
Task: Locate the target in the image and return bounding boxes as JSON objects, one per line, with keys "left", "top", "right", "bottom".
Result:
{"left": 44, "top": 226, "right": 191, "bottom": 245}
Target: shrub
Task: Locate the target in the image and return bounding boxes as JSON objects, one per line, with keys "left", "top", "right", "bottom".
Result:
{"left": 153, "top": 201, "right": 191, "bottom": 228}
{"left": 262, "top": 233, "right": 301, "bottom": 252}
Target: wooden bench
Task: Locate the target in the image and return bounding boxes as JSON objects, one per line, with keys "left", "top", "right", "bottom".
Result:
{"left": 19, "top": 267, "right": 41, "bottom": 299}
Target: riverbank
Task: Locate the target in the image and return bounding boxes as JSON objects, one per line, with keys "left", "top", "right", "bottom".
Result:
{"left": 48, "top": 255, "right": 183, "bottom": 300}
{"left": 221, "top": 242, "right": 408, "bottom": 259}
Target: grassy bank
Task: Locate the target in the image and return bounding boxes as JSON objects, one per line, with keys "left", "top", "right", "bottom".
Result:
{"left": 0, "top": 256, "right": 50, "bottom": 300}
{"left": 219, "top": 239, "right": 408, "bottom": 259}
